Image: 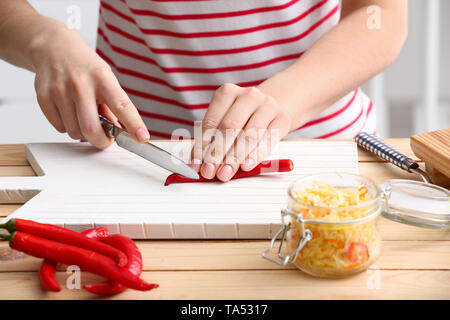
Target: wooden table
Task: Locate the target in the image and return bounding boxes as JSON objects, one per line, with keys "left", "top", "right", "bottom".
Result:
{"left": 0, "top": 139, "right": 449, "bottom": 300}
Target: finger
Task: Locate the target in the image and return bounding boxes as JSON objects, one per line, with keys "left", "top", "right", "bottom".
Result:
{"left": 192, "top": 83, "right": 241, "bottom": 170}
{"left": 36, "top": 93, "right": 65, "bottom": 133}
{"left": 97, "top": 75, "right": 149, "bottom": 142}
{"left": 74, "top": 91, "right": 112, "bottom": 150}
{"left": 216, "top": 105, "right": 276, "bottom": 181}
{"left": 189, "top": 121, "right": 203, "bottom": 172}
{"left": 215, "top": 127, "right": 266, "bottom": 182}
{"left": 98, "top": 103, "right": 119, "bottom": 126}
{"left": 52, "top": 84, "right": 82, "bottom": 140}
{"left": 50, "top": 81, "right": 82, "bottom": 139}
{"left": 215, "top": 140, "right": 240, "bottom": 182}
{"left": 238, "top": 102, "right": 278, "bottom": 171}
{"left": 245, "top": 115, "right": 286, "bottom": 168}
{"left": 58, "top": 101, "right": 82, "bottom": 140}
{"left": 198, "top": 129, "right": 224, "bottom": 179}
{"left": 201, "top": 87, "right": 264, "bottom": 179}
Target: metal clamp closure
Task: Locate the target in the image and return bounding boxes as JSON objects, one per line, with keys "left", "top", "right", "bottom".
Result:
{"left": 262, "top": 208, "right": 312, "bottom": 265}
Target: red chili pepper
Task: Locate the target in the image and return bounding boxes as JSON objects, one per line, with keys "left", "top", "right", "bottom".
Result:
{"left": 2, "top": 231, "right": 156, "bottom": 291}
{"left": 165, "top": 159, "right": 294, "bottom": 186}
{"left": 39, "top": 229, "right": 157, "bottom": 295}
{"left": 348, "top": 241, "right": 370, "bottom": 264}
{"left": 83, "top": 234, "right": 155, "bottom": 295}
{"left": 82, "top": 227, "right": 111, "bottom": 240}
{"left": 39, "top": 259, "right": 60, "bottom": 292}
{"left": 38, "top": 227, "right": 110, "bottom": 292}
{"left": 0, "top": 219, "right": 127, "bottom": 267}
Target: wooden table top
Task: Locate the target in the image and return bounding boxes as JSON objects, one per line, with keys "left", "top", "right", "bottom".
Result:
{"left": 0, "top": 139, "right": 449, "bottom": 300}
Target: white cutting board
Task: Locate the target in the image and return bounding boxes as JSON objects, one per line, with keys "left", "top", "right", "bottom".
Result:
{"left": 0, "top": 141, "right": 358, "bottom": 239}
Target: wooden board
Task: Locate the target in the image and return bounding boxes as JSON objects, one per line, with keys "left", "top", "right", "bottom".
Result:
{"left": 1, "top": 239, "right": 449, "bottom": 272}
{"left": 410, "top": 128, "right": 450, "bottom": 186}
{"left": 0, "top": 141, "right": 358, "bottom": 239}
{"left": 0, "top": 139, "right": 420, "bottom": 165}
{"left": 0, "top": 145, "right": 28, "bottom": 166}
{"left": 0, "top": 270, "right": 448, "bottom": 300}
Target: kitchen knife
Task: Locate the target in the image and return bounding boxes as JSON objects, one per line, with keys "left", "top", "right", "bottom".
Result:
{"left": 99, "top": 116, "right": 199, "bottom": 179}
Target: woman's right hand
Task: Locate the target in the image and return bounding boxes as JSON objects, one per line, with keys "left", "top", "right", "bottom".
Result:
{"left": 30, "top": 27, "right": 149, "bottom": 149}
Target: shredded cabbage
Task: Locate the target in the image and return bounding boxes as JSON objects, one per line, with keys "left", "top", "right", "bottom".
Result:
{"left": 286, "top": 182, "right": 381, "bottom": 277}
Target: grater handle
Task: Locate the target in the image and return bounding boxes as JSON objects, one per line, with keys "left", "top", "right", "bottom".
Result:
{"left": 355, "top": 132, "right": 432, "bottom": 183}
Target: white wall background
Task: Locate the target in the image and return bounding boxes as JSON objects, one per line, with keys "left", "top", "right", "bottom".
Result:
{"left": 0, "top": 0, "right": 448, "bottom": 143}
{"left": 365, "top": 0, "right": 450, "bottom": 137}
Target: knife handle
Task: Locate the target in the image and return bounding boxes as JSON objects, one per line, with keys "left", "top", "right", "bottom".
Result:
{"left": 356, "top": 132, "right": 417, "bottom": 171}
{"left": 355, "top": 132, "right": 431, "bottom": 183}
{"left": 99, "top": 116, "right": 124, "bottom": 138}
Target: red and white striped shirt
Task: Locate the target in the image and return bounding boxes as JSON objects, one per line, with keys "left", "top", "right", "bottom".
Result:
{"left": 96, "top": 0, "right": 376, "bottom": 139}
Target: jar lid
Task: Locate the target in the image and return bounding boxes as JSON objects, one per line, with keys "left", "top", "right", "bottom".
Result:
{"left": 382, "top": 179, "right": 450, "bottom": 229}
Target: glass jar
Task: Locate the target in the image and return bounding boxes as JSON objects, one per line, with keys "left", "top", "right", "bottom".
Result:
{"left": 263, "top": 172, "right": 449, "bottom": 278}
{"left": 263, "top": 173, "right": 382, "bottom": 278}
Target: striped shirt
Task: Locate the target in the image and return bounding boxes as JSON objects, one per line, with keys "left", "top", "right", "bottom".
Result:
{"left": 96, "top": 0, "right": 376, "bottom": 139}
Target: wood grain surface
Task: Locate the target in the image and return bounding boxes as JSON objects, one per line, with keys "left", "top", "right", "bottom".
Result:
{"left": 410, "top": 128, "right": 450, "bottom": 186}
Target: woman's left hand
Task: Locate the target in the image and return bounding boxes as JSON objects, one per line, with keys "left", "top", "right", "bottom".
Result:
{"left": 191, "top": 83, "right": 293, "bottom": 182}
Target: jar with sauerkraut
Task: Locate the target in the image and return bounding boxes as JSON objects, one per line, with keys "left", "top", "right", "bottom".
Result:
{"left": 263, "top": 173, "right": 382, "bottom": 278}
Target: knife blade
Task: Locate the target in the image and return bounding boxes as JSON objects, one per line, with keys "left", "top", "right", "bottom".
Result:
{"left": 100, "top": 116, "right": 199, "bottom": 179}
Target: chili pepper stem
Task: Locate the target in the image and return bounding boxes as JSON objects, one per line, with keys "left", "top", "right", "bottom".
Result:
{"left": 0, "top": 231, "right": 15, "bottom": 246}
{"left": 0, "top": 218, "right": 16, "bottom": 233}
{"left": 0, "top": 233, "right": 11, "bottom": 240}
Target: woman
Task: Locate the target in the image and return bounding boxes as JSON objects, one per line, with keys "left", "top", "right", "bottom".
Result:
{"left": 0, "top": 0, "right": 407, "bottom": 181}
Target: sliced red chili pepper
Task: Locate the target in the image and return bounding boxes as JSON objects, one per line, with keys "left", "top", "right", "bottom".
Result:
{"left": 0, "top": 219, "right": 127, "bottom": 267}
{"left": 348, "top": 241, "right": 370, "bottom": 264}
{"left": 38, "top": 227, "right": 110, "bottom": 292}
{"left": 165, "top": 159, "right": 294, "bottom": 186}
{"left": 83, "top": 234, "right": 155, "bottom": 295}
{"left": 3, "top": 231, "right": 156, "bottom": 291}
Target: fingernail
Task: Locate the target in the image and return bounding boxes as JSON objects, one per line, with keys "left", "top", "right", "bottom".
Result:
{"left": 191, "top": 158, "right": 202, "bottom": 172}
{"left": 218, "top": 165, "right": 233, "bottom": 181}
{"left": 201, "top": 162, "right": 215, "bottom": 179}
{"left": 135, "top": 127, "right": 150, "bottom": 142}
{"left": 242, "top": 158, "right": 255, "bottom": 171}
